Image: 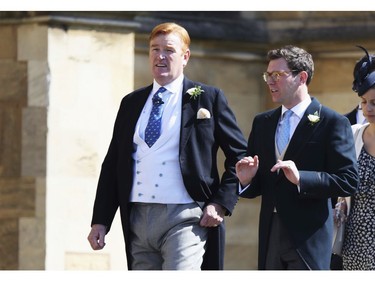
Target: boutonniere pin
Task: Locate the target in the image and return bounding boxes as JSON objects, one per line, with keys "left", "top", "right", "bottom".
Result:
{"left": 307, "top": 105, "right": 322, "bottom": 126}
{"left": 187, "top": 85, "right": 204, "bottom": 100}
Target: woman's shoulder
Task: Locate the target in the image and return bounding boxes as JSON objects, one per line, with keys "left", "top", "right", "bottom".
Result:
{"left": 351, "top": 123, "right": 369, "bottom": 136}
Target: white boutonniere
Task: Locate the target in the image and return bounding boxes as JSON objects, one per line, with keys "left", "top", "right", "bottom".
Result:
{"left": 197, "top": 108, "right": 211, "bottom": 119}
{"left": 187, "top": 85, "right": 204, "bottom": 100}
{"left": 307, "top": 105, "right": 322, "bottom": 126}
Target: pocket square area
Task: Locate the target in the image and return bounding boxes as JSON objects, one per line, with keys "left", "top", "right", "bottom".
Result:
{"left": 197, "top": 108, "right": 211, "bottom": 119}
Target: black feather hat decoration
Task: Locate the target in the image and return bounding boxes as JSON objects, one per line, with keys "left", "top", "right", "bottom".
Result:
{"left": 352, "top": 45, "right": 375, "bottom": 96}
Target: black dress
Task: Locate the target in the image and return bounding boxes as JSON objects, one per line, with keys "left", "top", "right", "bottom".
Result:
{"left": 342, "top": 147, "right": 375, "bottom": 270}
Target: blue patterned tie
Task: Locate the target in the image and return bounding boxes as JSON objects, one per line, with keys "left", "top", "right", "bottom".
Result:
{"left": 277, "top": 110, "right": 293, "bottom": 154}
{"left": 145, "top": 87, "right": 167, "bottom": 147}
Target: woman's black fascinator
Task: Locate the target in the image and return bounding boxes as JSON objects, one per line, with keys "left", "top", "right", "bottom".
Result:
{"left": 352, "top": 45, "right": 375, "bottom": 96}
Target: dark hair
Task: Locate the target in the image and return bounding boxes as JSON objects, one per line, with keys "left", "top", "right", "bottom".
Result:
{"left": 352, "top": 46, "right": 375, "bottom": 96}
{"left": 267, "top": 45, "right": 314, "bottom": 85}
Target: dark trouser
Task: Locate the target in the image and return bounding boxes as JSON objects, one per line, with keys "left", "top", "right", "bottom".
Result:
{"left": 330, "top": 254, "right": 343, "bottom": 270}
{"left": 265, "top": 213, "right": 309, "bottom": 270}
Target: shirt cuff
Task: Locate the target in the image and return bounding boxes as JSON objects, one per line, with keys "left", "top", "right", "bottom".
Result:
{"left": 238, "top": 183, "right": 250, "bottom": 195}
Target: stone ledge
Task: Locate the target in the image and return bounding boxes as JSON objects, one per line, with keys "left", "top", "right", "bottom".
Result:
{"left": 65, "top": 252, "right": 110, "bottom": 270}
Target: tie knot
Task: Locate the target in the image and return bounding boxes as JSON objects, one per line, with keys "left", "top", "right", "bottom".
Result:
{"left": 283, "top": 110, "right": 293, "bottom": 120}
{"left": 152, "top": 87, "right": 166, "bottom": 105}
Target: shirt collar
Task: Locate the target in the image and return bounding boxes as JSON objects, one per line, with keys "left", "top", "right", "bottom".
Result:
{"left": 281, "top": 95, "right": 312, "bottom": 120}
{"left": 153, "top": 74, "right": 184, "bottom": 95}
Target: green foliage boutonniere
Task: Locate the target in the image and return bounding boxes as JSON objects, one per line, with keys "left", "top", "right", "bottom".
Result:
{"left": 187, "top": 85, "right": 204, "bottom": 100}
{"left": 307, "top": 105, "right": 322, "bottom": 126}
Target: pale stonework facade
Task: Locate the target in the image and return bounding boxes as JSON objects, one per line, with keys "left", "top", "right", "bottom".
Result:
{"left": 0, "top": 22, "right": 134, "bottom": 270}
{"left": 0, "top": 11, "right": 373, "bottom": 270}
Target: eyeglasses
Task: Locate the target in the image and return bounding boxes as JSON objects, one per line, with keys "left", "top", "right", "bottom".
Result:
{"left": 262, "top": 71, "right": 296, "bottom": 82}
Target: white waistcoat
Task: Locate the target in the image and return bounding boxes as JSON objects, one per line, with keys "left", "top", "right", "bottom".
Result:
{"left": 129, "top": 97, "right": 193, "bottom": 204}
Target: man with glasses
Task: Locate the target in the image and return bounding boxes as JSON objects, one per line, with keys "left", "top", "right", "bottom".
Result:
{"left": 236, "top": 45, "right": 358, "bottom": 270}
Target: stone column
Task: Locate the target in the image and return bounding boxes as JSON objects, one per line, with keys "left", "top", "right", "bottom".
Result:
{"left": 44, "top": 27, "right": 134, "bottom": 270}
{"left": 0, "top": 21, "right": 135, "bottom": 270}
{"left": 0, "top": 24, "right": 37, "bottom": 270}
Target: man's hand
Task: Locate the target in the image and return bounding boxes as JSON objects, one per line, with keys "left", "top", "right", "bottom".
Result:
{"left": 87, "top": 224, "right": 107, "bottom": 250}
{"left": 271, "top": 159, "right": 300, "bottom": 185}
{"left": 199, "top": 203, "right": 225, "bottom": 227}
{"left": 235, "top": 155, "right": 259, "bottom": 187}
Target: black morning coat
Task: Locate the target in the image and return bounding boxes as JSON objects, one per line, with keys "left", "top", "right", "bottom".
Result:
{"left": 91, "top": 77, "right": 248, "bottom": 270}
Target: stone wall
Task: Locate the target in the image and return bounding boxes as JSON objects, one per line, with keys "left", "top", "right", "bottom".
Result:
{"left": 0, "top": 24, "right": 39, "bottom": 270}
{"left": 0, "top": 22, "right": 135, "bottom": 270}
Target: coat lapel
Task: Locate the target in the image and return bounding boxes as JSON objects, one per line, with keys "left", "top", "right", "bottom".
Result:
{"left": 124, "top": 85, "right": 152, "bottom": 141}
{"left": 180, "top": 78, "right": 198, "bottom": 151}
{"left": 264, "top": 108, "right": 282, "bottom": 163}
{"left": 284, "top": 98, "right": 322, "bottom": 159}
